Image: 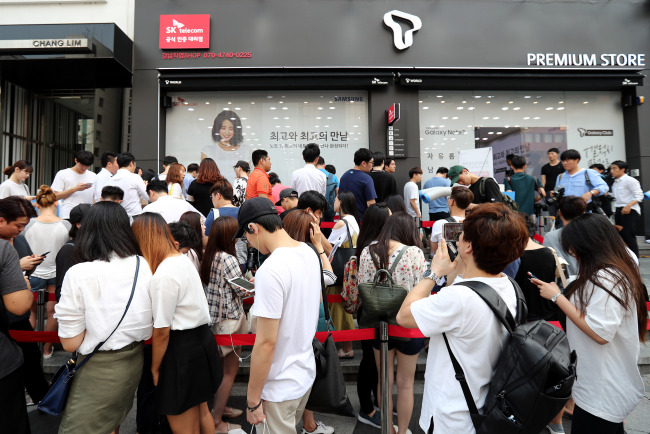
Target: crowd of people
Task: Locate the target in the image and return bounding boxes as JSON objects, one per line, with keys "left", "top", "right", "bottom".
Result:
{"left": 0, "top": 143, "right": 647, "bottom": 434}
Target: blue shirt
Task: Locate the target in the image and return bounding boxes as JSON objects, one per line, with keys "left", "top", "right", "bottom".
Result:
{"left": 423, "top": 176, "right": 451, "bottom": 214}
{"left": 183, "top": 173, "right": 195, "bottom": 198}
{"left": 554, "top": 168, "right": 609, "bottom": 203}
{"left": 205, "top": 206, "right": 239, "bottom": 235}
{"left": 318, "top": 168, "right": 339, "bottom": 188}
{"left": 339, "top": 169, "right": 377, "bottom": 219}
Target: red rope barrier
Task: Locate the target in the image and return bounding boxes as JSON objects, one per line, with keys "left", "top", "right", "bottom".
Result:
{"left": 33, "top": 292, "right": 56, "bottom": 302}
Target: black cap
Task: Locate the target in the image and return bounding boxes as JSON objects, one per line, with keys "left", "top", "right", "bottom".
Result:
{"left": 234, "top": 197, "right": 279, "bottom": 239}
{"left": 68, "top": 203, "right": 91, "bottom": 224}
{"left": 233, "top": 160, "right": 250, "bottom": 173}
{"left": 274, "top": 188, "right": 299, "bottom": 206}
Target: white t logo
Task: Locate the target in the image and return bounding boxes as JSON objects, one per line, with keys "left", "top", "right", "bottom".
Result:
{"left": 383, "top": 10, "right": 422, "bottom": 50}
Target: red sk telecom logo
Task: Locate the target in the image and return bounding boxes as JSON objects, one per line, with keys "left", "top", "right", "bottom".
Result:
{"left": 160, "top": 14, "right": 210, "bottom": 49}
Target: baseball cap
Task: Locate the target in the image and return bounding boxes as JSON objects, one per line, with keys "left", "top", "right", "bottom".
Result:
{"left": 448, "top": 165, "right": 466, "bottom": 184}
{"left": 68, "top": 203, "right": 91, "bottom": 224}
{"left": 234, "top": 197, "right": 279, "bottom": 239}
{"left": 233, "top": 160, "right": 250, "bottom": 172}
{"left": 274, "top": 188, "right": 298, "bottom": 206}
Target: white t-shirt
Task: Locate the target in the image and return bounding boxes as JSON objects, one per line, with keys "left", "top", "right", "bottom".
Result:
{"left": 327, "top": 214, "right": 360, "bottom": 247}
{"left": 55, "top": 255, "right": 153, "bottom": 355}
{"left": 105, "top": 168, "right": 149, "bottom": 216}
{"left": 0, "top": 179, "right": 30, "bottom": 199}
{"left": 567, "top": 269, "right": 644, "bottom": 423}
{"left": 252, "top": 243, "right": 321, "bottom": 402}
{"left": 411, "top": 275, "right": 517, "bottom": 434}
{"left": 23, "top": 219, "right": 71, "bottom": 279}
{"left": 94, "top": 168, "right": 114, "bottom": 202}
{"left": 150, "top": 254, "right": 210, "bottom": 330}
{"left": 168, "top": 182, "right": 185, "bottom": 200}
{"left": 51, "top": 168, "right": 97, "bottom": 219}
{"left": 290, "top": 164, "right": 327, "bottom": 197}
{"left": 404, "top": 181, "right": 420, "bottom": 217}
{"left": 430, "top": 216, "right": 465, "bottom": 244}
{"left": 142, "top": 195, "right": 203, "bottom": 224}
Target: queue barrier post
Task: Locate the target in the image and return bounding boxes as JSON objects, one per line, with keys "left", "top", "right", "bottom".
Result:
{"left": 379, "top": 321, "right": 390, "bottom": 434}
{"left": 36, "top": 290, "right": 47, "bottom": 357}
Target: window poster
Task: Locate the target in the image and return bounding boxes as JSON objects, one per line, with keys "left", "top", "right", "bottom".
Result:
{"left": 418, "top": 90, "right": 625, "bottom": 191}
{"left": 165, "top": 90, "right": 369, "bottom": 185}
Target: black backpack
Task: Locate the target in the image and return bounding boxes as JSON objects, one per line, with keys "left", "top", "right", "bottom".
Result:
{"left": 478, "top": 177, "right": 519, "bottom": 211}
{"left": 324, "top": 172, "right": 337, "bottom": 220}
{"left": 443, "top": 279, "right": 577, "bottom": 434}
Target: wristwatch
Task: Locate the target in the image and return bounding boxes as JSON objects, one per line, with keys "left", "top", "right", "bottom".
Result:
{"left": 423, "top": 269, "right": 445, "bottom": 286}
{"left": 551, "top": 292, "right": 562, "bottom": 304}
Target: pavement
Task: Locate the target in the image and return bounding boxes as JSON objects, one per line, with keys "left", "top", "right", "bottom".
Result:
{"left": 28, "top": 246, "right": 650, "bottom": 433}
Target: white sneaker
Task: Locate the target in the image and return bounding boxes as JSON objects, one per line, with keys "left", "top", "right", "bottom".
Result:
{"left": 546, "top": 423, "right": 565, "bottom": 434}
{"left": 394, "top": 425, "right": 413, "bottom": 434}
{"left": 302, "top": 421, "right": 334, "bottom": 434}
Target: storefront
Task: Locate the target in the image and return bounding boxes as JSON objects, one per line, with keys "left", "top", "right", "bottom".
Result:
{"left": 0, "top": 23, "right": 132, "bottom": 187}
{"left": 132, "top": 0, "right": 649, "bottom": 227}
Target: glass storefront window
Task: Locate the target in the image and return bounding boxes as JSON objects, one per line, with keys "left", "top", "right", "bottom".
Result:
{"left": 419, "top": 91, "right": 625, "bottom": 184}
{"left": 165, "top": 90, "right": 369, "bottom": 184}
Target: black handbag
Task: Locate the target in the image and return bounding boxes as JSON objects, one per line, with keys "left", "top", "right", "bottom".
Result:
{"left": 330, "top": 219, "right": 356, "bottom": 286}
{"left": 357, "top": 246, "right": 409, "bottom": 328}
{"left": 38, "top": 256, "right": 141, "bottom": 416}
{"left": 305, "top": 244, "right": 355, "bottom": 417}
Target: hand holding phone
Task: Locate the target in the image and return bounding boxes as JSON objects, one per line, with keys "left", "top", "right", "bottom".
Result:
{"left": 228, "top": 277, "right": 255, "bottom": 292}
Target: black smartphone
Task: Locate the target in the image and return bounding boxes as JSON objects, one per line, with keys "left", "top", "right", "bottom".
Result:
{"left": 443, "top": 222, "right": 463, "bottom": 243}
{"left": 41, "top": 251, "right": 50, "bottom": 257}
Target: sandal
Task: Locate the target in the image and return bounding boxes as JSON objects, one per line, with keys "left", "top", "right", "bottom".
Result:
{"left": 222, "top": 406, "right": 243, "bottom": 419}
{"left": 337, "top": 348, "right": 354, "bottom": 359}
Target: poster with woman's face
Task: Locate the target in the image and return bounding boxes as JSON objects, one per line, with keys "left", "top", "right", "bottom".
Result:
{"left": 165, "top": 90, "right": 369, "bottom": 185}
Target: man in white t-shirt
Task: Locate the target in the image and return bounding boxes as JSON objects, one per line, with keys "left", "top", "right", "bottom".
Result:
{"left": 236, "top": 198, "right": 321, "bottom": 433}
{"left": 142, "top": 180, "right": 202, "bottom": 223}
{"left": 429, "top": 186, "right": 474, "bottom": 255}
{"left": 93, "top": 151, "right": 119, "bottom": 202}
{"left": 404, "top": 167, "right": 423, "bottom": 220}
{"left": 51, "top": 150, "right": 97, "bottom": 219}
{"left": 105, "top": 152, "right": 149, "bottom": 217}
{"left": 397, "top": 203, "right": 528, "bottom": 434}
{"left": 290, "top": 143, "right": 326, "bottom": 196}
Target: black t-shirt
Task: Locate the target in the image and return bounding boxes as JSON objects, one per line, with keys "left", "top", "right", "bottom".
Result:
{"left": 541, "top": 163, "right": 564, "bottom": 191}
{"left": 514, "top": 247, "right": 558, "bottom": 321}
{"left": 7, "top": 236, "right": 33, "bottom": 324}
{"left": 187, "top": 180, "right": 214, "bottom": 217}
{"left": 55, "top": 241, "right": 76, "bottom": 302}
{"left": 469, "top": 177, "right": 502, "bottom": 204}
{"left": 368, "top": 170, "right": 398, "bottom": 203}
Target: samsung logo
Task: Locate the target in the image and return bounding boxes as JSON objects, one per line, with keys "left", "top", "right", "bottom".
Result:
{"left": 334, "top": 96, "right": 364, "bottom": 102}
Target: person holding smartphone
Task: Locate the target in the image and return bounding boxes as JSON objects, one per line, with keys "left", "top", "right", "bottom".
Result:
{"left": 50, "top": 150, "right": 96, "bottom": 219}
{"left": 200, "top": 216, "right": 249, "bottom": 433}
{"left": 429, "top": 187, "right": 473, "bottom": 256}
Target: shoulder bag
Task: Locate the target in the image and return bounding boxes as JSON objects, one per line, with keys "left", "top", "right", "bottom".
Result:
{"left": 38, "top": 256, "right": 141, "bottom": 416}
{"left": 305, "top": 244, "right": 355, "bottom": 417}
{"left": 357, "top": 246, "right": 409, "bottom": 328}
{"left": 330, "top": 219, "right": 356, "bottom": 285}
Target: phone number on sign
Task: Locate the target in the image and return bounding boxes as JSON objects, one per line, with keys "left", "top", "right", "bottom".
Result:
{"left": 161, "top": 52, "right": 252, "bottom": 60}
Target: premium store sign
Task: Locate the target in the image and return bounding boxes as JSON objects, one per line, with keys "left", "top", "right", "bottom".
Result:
{"left": 527, "top": 53, "right": 646, "bottom": 68}
{"left": 160, "top": 14, "right": 210, "bottom": 49}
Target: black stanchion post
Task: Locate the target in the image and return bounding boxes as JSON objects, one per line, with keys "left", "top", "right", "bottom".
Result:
{"left": 36, "top": 290, "right": 46, "bottom": 357}
{"left": 380, "top": 321, "right": 390, "bottom": 434}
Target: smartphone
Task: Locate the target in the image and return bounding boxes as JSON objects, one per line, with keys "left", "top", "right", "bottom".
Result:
{"left": 527, "top": 271, "right": 539, "bottom": 281}
{"left": 227, "top": 277, "right": 255, "bottom": 292}
{"left": 443, "top": 222, "right": 464, "bottom": 243}
{"left": 446, "top": 241, "right": 458, "bottom": 262}
{"left": 40, "top": 251, "right": 50, "bottom": 257}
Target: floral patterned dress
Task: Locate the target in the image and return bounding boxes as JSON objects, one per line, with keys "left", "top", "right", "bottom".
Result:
{"left": 358, "top": 244, "right": 426, "bottom": 293}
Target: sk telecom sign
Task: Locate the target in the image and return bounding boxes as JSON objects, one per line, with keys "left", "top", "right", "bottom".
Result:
{"left": 160, "top": 14, "right": 210, "bottom": 49}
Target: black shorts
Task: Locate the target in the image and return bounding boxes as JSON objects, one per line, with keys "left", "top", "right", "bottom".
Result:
{"left": 371, "top": 337, "right": 426, "bottom": 356}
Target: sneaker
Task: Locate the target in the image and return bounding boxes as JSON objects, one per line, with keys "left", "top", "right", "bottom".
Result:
{"left": 546, "top": 423, "right": 565, "bottom": 434}
{"left": 358, "top": 410, "right": 381, "bottom": 429}
{"left": 302, "top": 421, "right": 334, "bottom": 434}
{"left": 393, "top": 425, "right": 413, "bottom": 434}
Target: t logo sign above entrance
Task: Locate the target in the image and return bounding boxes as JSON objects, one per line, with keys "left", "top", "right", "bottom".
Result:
{"left": 383, "top": 10, "right": 422, "bottom": 50}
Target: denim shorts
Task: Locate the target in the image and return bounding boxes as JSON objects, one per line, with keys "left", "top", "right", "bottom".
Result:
{"left": 28, "top": 276, "right": 56, "bottom": 293}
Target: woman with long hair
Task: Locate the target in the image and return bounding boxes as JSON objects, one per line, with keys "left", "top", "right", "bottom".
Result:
{"left": 358, "top": 211, "right": 426, "bottom": 434}
{"left": 283, "top": 209, "right": 336, "bottom": 434}
{"left": 188, "top": 158, "right": 224, "bottom": 217}
{"left": 179, "top": 211, "right": 206, "bottom": 269}
{"left": 211, "top": 110, "right": 244, "bottom": 150}
{"left": 132, "top": 212, "right": 221, "bottom": 434}
{"left": 54, "top": 202, "right": 153, "bottom": 433}
{"left": 23, "top": 185, "right": 71, "bottom": 358}
{"left": 0, "top": 160, "right": 34, "bottom": 199}
{"left": 351, "top": 202, "right": 392, "bottom": 428}
{"left": 533, "top": 213, "right": 647, "bottom": 434}
{"left": 166, "top": 163, "right": 186, "bottom": 200}
{"left": 326, "top": 190, "right": 360, "bottom": 359}
{"left": 200, "top": 216, "right": 249, "bottom": 433}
